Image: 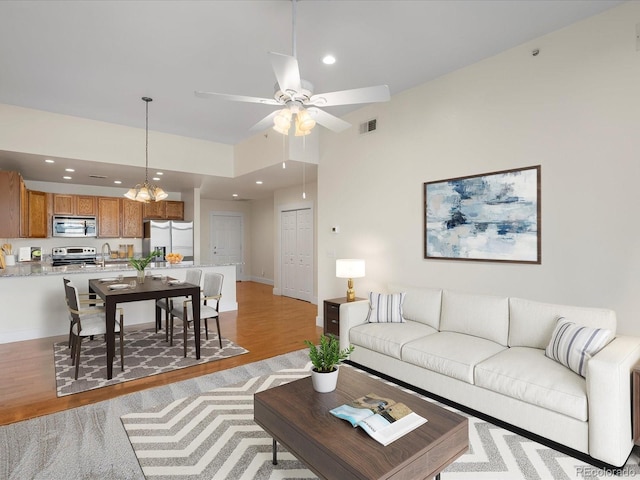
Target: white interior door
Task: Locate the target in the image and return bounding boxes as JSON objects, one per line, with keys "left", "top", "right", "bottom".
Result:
{"left": 281, "top": 208, "right": 313, "bottom": 301}
{"left": 210, "top": 213, "right": 244, "bottom": 280}
{"left": 281, "top": 210, "right": 297, "bottom": 298}
{"left": 295, "top": 209, "right": 312, "bottom": 300}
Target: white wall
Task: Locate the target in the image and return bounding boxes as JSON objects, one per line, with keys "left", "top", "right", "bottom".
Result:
{"left": 250, "top": 198, "right": 275, "bottom": 284}
{"left": 318, "top": 2, "right": 640, "bottom": 335}
{"left": 0, "top": 104, "right": 234, "bottom": 176}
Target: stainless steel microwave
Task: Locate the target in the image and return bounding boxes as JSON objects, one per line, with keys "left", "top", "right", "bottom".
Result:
{"left": 52, "top": 216, "right": 97, "bottom": 237}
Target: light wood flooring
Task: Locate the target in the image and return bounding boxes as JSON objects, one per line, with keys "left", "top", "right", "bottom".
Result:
{"left": 0, "top": 281, "right": 321, "bottom": 426}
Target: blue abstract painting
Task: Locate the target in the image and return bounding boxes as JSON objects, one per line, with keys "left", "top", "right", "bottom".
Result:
{"left": 424, "top": 166, "right": 540, "bottom": 263}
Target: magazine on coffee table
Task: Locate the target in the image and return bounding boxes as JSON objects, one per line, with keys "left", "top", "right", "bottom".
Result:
{"left": 330, "top": 393, "right": 427, "bottom": 446}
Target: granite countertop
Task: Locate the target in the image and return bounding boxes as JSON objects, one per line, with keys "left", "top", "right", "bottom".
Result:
{"left": 0, "top": 261, "right": 234, "bottom": 278}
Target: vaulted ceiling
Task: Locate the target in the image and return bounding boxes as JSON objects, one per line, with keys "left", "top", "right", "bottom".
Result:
{"left": 0, "top": 1, "right": 624, "bottom": 199}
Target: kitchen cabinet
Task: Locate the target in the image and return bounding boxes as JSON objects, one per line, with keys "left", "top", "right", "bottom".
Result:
{"left": 98, "top": 197, "right": 143, "bottom": 238}
{"left": 143, "top": 201, "right": 165, "bottom": 219}
{"left": 52, "top": 194, "right": 74, "bottom": 215}
{"left": 97, "top": 197, "right": 121, "bottom": 238}
{"left": 143, "top": 200, "right": 184, "bottom": 220}
{"left": 53, "top": 194, "right": 96, "bottom": 216}
{"left": 121, "top": 199, "right": 143, "bottom": 238}
{"left": 0, "top": 171, "right": 24, "bottom": 238}
{"left": 25, "top": 190, "right": 48, "bottom": 238}
{"left": 76, "top": 195, "right": 97, "bottom": 216}
{"left": 19, "top": 176, "right": 28, "bottom": 237}
{"left": 165, "top": 201, "right": 184, "bottom": 220}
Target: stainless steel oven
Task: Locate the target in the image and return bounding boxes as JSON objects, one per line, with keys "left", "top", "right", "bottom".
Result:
{"left": 51, "top": 246, "right": 98, "bottom": 266}
{"left": 52, "top": 216, "right": 97, "bottom": 237}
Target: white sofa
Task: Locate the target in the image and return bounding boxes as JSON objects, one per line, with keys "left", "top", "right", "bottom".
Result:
{"left": 338, "top": 284, "right": 640, "bottom": 467}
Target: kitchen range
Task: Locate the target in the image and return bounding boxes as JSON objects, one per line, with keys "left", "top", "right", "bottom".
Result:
{"left": 51, "top": 246, "right": 98, "bottom": 266}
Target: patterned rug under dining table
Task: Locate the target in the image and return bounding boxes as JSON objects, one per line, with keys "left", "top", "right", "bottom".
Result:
{"left": 88, "top": 275, "right": 202, "bottom": 379}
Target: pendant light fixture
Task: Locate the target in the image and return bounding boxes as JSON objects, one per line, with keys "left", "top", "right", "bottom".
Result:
{"left": 124, "top": 97, "right": 168, "bottom": 203}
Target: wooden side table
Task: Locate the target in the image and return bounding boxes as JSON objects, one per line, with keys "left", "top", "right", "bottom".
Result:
{"left": 633, "top": 364, "right": 640, "bottom": 445}
{"left": 323, "top": 297, "right": 364, "bottom": 336}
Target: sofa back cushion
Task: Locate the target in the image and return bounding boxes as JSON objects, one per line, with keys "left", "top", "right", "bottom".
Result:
{"left": 388, "top": 283, "right": 442, "bottom": 329}
{"left": 509, "top": 297, "right": 617, "bottom": 349}
{"left": 440, "top": 290, "right": 509, "bottom": 346}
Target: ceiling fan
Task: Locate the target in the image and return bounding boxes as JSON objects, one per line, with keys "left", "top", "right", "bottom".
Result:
{"left": 195, "top": 0, "right": 390, "bottom": 136}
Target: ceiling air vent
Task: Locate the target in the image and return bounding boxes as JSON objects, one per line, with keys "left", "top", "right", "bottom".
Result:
{"left": 89, "top": 174, "right": 107, "bottom": 179}
{"left": 359, "top": 118, "right": 377, "bottom": 134}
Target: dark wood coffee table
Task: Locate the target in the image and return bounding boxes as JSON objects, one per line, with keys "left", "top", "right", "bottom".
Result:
{"left": 254, "top": 366, "right": 468, "bottom": 480}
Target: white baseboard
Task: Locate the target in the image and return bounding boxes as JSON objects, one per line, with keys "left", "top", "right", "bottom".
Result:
{"left": 248, "top": 276, "right": 274, "bottom": 286}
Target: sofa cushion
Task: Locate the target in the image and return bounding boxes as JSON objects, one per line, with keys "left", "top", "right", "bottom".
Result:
{"left": 440, "top": 290, "right": 509, "bottom": 346}
{"left": 475, "top": 347, "right": 588, "bottom": 421}
{"left": 402, "top": 332, "right": 506, "bottom": 384}
{"left": 388, "top": 284, "right": 442, "bottom": 329}
{"left": 509, "top": 297, "right": 617, "bottom": 349}
{"left": 366, "top": 292, "right": 406, "bottom": 323}
{"left": 545, "top": 317, "right": 613, "bottom": 377}
{"left": 349, "top": 320, "right": 436, "bottom": 360}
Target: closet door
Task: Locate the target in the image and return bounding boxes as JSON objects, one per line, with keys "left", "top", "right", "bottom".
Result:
{"left": 281, "top": 210, "right": 297, "bottom": 298}
{"left": 295, "top": 209, "right": 313, "bottom": 300}
{"left": 281, "top": 208, "right": 313, "bottom": 302}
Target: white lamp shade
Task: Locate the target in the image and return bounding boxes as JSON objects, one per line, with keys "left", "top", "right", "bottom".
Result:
{"left": 336, "top": 259, "right": 365, "bottom": 278}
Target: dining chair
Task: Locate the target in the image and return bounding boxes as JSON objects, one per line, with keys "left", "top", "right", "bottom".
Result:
{"left": 169, "top": 272, "right": 224, "bottom": 357}
{"left": 63, "top": 277, "right": 105, "bottom": 347}
{"left": 155, "top": 269, "right": 202, "bottom": 340}
{"left": 64, "top": 280, "right": 124, "bottom": 380}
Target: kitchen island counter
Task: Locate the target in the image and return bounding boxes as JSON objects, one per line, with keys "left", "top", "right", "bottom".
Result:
{"left": 0, "top": 263, "right": 237, "bottom": 343}
{"left": 0, "top": 261, "right": 235, "bottom": 278}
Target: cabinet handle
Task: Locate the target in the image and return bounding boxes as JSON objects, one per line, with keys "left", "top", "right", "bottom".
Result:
{"left": 331, "top": 320, "right": 338, "bottom": 324}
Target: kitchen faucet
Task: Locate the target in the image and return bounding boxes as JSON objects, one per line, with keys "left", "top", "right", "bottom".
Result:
{"left": 101, "top": 242, "right": 111, "bottom": 267}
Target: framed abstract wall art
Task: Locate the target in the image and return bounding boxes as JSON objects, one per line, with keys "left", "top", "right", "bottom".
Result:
{"left": 424, "top": 165, "right": 541, "bottom": 264}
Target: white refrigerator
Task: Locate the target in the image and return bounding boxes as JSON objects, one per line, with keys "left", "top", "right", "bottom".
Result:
{"left": 143, "top": 220, "right": 194, "bottom": 264}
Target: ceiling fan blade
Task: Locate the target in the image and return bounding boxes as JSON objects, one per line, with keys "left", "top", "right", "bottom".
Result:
{"left": 249, "top": 110, "right": 281, "bottom": 133}
{"left": 269, "top": 52, "right": 302, "bottom": 95}
{"left": 309, "top": 85, "right": 390, "bottom": 107}
{"left": 307, "top": 107, "right": 351, "bottom": 133}
{"left": 195, "top": 90, "right": 279, "bottom": 105}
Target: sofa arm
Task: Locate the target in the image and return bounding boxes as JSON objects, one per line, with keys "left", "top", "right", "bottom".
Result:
{"left": 339, "top": 300, "right": 369, "bottom": 351}
{"left": 586, "top": 335, "right": 640, "bottom": 466}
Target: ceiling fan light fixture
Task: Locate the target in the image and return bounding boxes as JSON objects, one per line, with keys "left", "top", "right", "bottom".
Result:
{"left": 273, "top": 108, "right": 292, "bottom": 135}
{"left": 124, "top": 97, "right": 167, "bottom": 203}
{"left": 294, "top": 108, "right": 315, "bottom": 136}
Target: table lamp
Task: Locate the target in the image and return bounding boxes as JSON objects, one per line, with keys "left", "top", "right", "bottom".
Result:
{"left": 336, "top": 259, "right": 365, "bottom": 302}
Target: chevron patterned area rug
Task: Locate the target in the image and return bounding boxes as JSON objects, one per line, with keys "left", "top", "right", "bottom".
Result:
{"left": 121, "top": 364, "right": 639, "bottom": 479}
{"left": 54, "top": 327, "right": 249, "bottom": 397}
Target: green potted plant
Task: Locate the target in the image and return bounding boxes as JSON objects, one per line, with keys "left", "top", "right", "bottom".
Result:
{"left": 129, "top": 249, "right": 163, "bottom": 283}
{"left": 304, "top": 334, "right": 355, "bottom": 393}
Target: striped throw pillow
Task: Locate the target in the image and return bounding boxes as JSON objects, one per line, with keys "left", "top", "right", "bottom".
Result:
{"left": 545, "top": 317, "right": 613, "bottom": 377}
{"left": 366, "top": 292, "right": 406, "bottom": 323}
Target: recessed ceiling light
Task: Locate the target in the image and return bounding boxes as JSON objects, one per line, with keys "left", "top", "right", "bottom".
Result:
{"left": 152, "top": 177, "right": 160, "bottom": 181}
{"left": 65, "top": 168, "right": 75, "bottom": 172}
{"left": 232, "top": 193, "right": 238, "bottom": 197}
{"left": 322, "top": 55, "right": 336, "bottom": 65}
{"left": 63, "top": 176, "right": 72, "bottom": 180}
{"left": 256, "top": 180, "right": 263, "bottom": 185}
{"left": 114, "top": 180, "right": 122, "bottom": 184}
{"left": 45, "top": 159, "right": 55, "bottom": 164}
{"left": 156, "top": 172, "right": 163, "bottom": 175}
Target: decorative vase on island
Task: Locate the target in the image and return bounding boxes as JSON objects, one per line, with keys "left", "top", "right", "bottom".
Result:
{"left": 137, "top": 269, "right": 145, "bottom": 284}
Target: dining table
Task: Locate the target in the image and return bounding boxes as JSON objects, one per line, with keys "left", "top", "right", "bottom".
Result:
{"left": 88, "top": 275, "right": 201, "bottom": 379}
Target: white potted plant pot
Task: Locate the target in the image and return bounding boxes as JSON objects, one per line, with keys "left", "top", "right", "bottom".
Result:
{"left": 311, "top": 368, "right": 339, "bottom": 393}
